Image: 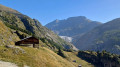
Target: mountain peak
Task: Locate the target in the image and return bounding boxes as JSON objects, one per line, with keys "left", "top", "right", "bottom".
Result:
{"left": 68, "top": 16, "right": 87, "bottom": 20}
{"left": 55, "top": 19, "right": 59, "bottom": 23}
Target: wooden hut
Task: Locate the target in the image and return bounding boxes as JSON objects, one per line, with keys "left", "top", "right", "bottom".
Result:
{"left": 15, "top": 37, "right": 39, "bottom": 48}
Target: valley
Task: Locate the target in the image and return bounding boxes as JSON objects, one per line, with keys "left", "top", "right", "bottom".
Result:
{"left": 0, "top": 1, "right": 120, "bottom": 67}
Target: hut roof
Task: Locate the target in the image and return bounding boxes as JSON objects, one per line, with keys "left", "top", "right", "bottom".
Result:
{"left": 15, "top": 36, "right": 39, "bottom": 45}
{"left": 20, "top": 36, "right": 38, "bottom": 41}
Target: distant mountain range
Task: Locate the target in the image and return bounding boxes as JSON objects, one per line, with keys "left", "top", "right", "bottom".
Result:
{"left": 45, "top": 16, "right": 102, "bottom": 45}
{"left": 46, "top": 16, "right": 120, "bottom": 54}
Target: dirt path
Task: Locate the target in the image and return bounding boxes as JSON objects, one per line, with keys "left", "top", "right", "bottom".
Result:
{"left": 0, "top": 61, "right": 18, "bottom": 67}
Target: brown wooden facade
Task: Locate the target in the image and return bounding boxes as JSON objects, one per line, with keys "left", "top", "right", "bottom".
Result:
{"left": 15, "top": 37, "right": 39, "bottom": 48}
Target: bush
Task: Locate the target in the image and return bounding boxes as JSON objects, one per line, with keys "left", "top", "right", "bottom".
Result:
{"left": 57, "top": 48, "right": 66, "bottom": 58}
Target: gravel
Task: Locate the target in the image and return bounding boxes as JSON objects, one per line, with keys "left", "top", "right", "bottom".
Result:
{"left": 0, "top": 61, "right": 18, "bottom": 67}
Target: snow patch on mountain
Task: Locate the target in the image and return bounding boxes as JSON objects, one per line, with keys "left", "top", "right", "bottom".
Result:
{"left": 60, "top": 36, "right": 72, "bottom": 42}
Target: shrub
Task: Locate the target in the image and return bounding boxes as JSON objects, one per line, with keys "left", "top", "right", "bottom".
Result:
{"left": 57, "top": 48, "right": 66, "bottom": 58}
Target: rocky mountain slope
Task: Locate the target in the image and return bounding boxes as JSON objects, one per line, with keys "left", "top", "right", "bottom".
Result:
{"left": 75, "top": 18, "right": 120, "bottom": 54}
{"left": 45, "top": 16, "right": 102, "bottom": 45}
{"left": 0, "top": 4, "right": 77, "bottom": 50}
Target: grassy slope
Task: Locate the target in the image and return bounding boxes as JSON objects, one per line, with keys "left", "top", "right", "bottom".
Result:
{"left": 0, "top": 46, "right": 94, "bottom": 67}
{"left": 65, "top": 52, "right": 94, "bottom": 67}
{"left": 0, "top": 46, "right": 73, "bottom": 67}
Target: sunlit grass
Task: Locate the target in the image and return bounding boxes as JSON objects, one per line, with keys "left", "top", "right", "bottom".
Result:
{"left": 0, "top": 46, "right": 75, "bottom": 67}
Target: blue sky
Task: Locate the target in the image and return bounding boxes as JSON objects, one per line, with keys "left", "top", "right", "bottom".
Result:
{"left": 0, "top": 0, "right": 120, "bottom": 25}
